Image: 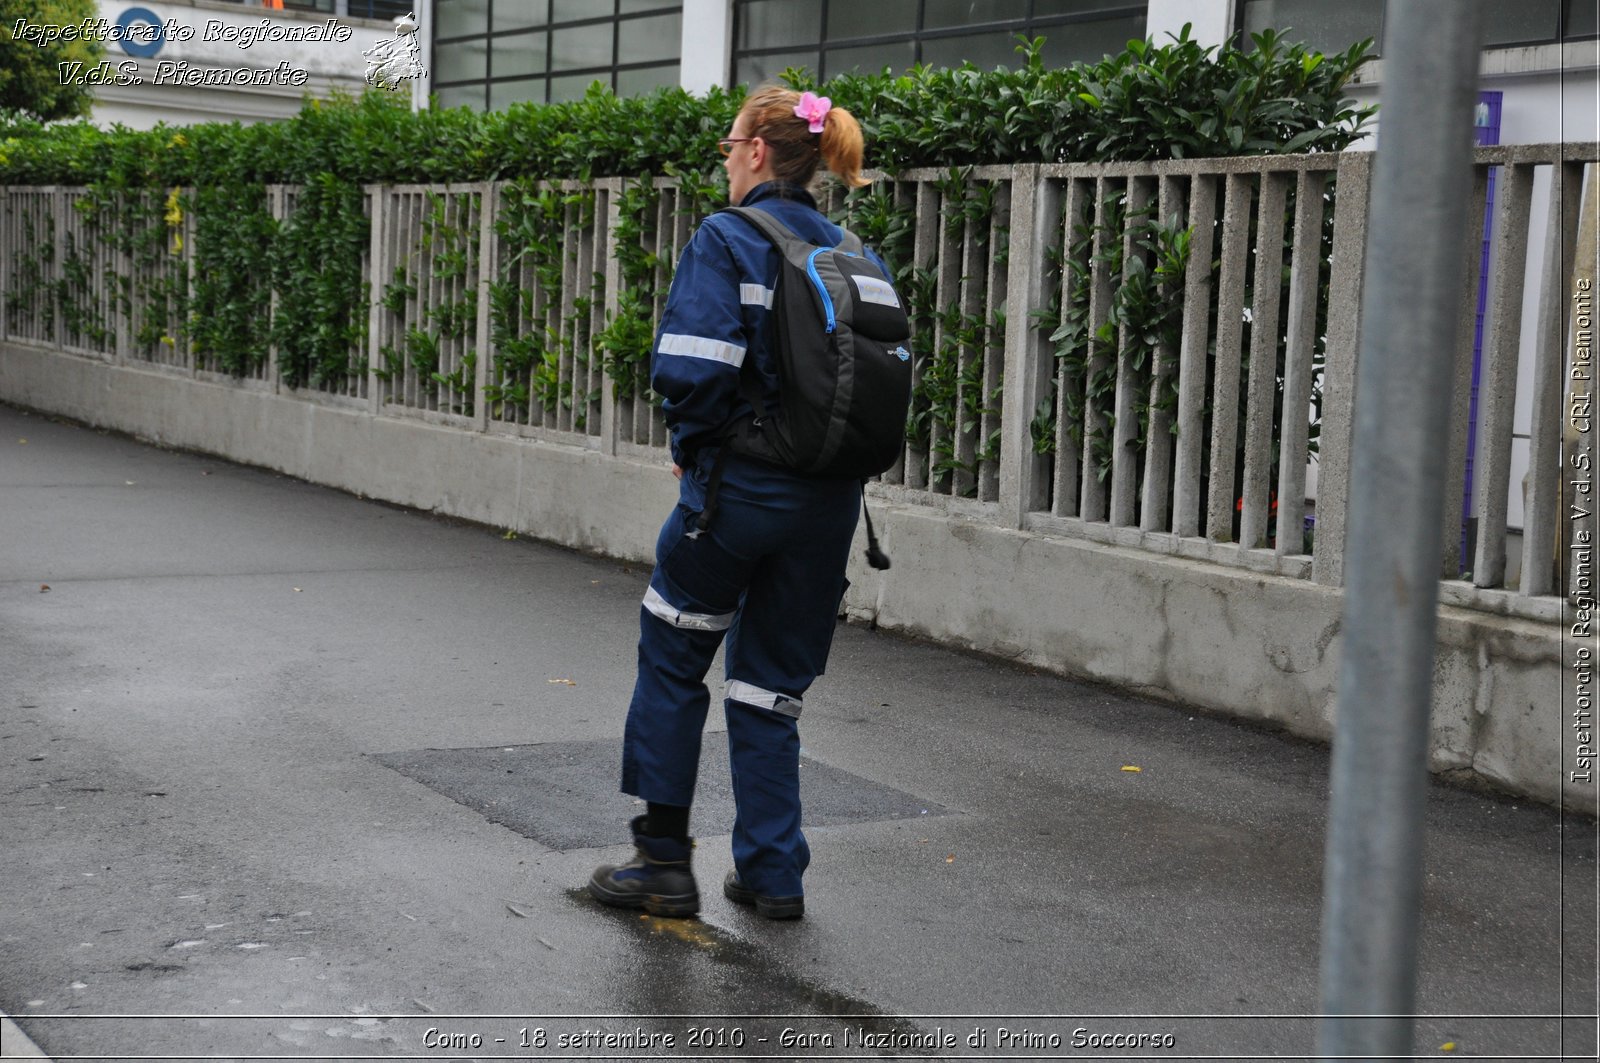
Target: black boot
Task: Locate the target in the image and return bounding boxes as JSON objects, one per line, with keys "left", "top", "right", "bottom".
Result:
{"left": 588, "top": 815, "right": 699, "bottom": 917}
{"left": 723, "top": 869, "right": 804, "bottom": 920}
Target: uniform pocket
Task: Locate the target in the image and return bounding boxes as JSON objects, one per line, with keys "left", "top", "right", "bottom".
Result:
{"left": 657, "top": 505, "right": 754, "bottom": 616}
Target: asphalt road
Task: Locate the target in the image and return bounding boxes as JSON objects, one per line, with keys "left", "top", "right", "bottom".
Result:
{"left": 1, "top": 403, "right": 1594, "bottom": 1062}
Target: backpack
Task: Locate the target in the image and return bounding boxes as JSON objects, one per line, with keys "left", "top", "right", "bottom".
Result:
{"left": 719, "top": 206, "right": 913, "bottom": 478}
{"left": 695, "top": 206, "right": 912, "bottom": 569}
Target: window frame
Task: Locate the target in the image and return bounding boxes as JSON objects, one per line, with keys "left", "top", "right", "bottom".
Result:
{"left": 729, "top": 0, "right": 1147, "bottom": 84}
{"left": 1230, "top": 0, "right": 1599, "bottom": 56}
{"left": 431, "top": 0, "right": 682, "bottom": 107}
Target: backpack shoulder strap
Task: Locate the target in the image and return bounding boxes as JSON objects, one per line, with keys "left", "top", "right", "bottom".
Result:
{"left": 720, "top": 206, "right": 810, "bottom": 257}
{"left": 720, "top": 205, "right": 865, "bottom": 261}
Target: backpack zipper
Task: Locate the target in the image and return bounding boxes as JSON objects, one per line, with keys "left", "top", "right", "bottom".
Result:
{"left": 805, "top": 247, "right": 859, "bottom": 335}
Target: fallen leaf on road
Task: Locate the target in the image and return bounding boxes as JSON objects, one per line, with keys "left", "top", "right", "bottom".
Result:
{"left": 18, "top": 439, "right": 27, "bottom": 444}
{"left": 548, "top": 678, "right": 577, "bottom": 686}
{"left": 1440, "top": 1044, "right": 1457, "bottom": 1053}
{"left": 946, "top": 854, "right": 955, "bottom": 863}
{"left": 502, "top": 529, "right": 518, "bottom": 540}
{"left": 293, "top": 588, "right": 302, "bottom": 593}
{"left": 39, "top": 584, "right": 50, "bottom": 593}
{"left": 1121, "top": 765, "right": 1142, "bottom": 773}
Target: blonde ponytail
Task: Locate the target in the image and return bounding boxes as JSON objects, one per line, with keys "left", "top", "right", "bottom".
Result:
{"left": 739, "top": 85, "right": 872, "bottom": 190}
{"left": 819, "top": 106, "right": 868, "bottom": 188}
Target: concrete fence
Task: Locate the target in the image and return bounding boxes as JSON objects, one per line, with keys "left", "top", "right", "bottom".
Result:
{"left": 2, "top": 144, "right": 1595, "bottom": 811}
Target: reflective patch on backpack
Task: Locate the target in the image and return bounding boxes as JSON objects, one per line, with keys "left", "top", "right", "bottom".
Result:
{"left": 851, "top": 274, "right": 901, "bottom": 309}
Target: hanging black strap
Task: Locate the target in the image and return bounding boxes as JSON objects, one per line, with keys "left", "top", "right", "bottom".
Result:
{"left": 862, "top": 481, "right": 891, "bottom": 570}
{"left": 693, "top": 444, "right": 732, "bottom": 535}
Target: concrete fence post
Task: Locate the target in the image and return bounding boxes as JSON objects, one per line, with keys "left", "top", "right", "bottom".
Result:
{"left": 0, "top": 186, "right": 8, "bottom": 346}
{"left": 1310, "top": 152, "right": 1373, "bottom": 588}
{"left": 53, "top": 186, "right": 66, "bottom": 354}
{"left": 598, "top": 178, "right": 622, "bottom": 459}
{"left": 1521, "top": 160, "right": 1585, "bottom": 595}
{"left": 113, "top": 189, "right": 131, "bottom": 368}
{"left": 366, "top": 184, "right": 387, "bottom": 417}
{"left": 1439, "top": 164, "right": 1491, "bottom": 581}
{"left": 999, "top": 165, "right": 1051, "bottom": 527}
{"left": 266, "top": 186, "right": 283, "bottom": 393}
{"left": 473, "top": 180, "right": 495, "bottom": 433}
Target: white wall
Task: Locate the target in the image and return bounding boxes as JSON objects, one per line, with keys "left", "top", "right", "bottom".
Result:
{"left": 679, "top": 0, "right": 733, "bottom": 96}
{"left": 87, "top": 0, "right": 397, "bottom": 129}
{"left": 1145, "top": 0, "right": 1234, "bottom": 48}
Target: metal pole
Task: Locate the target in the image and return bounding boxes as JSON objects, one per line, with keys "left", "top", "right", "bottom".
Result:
{"left": 1316, "top": 1, "right": 1485, "bottom": 1059}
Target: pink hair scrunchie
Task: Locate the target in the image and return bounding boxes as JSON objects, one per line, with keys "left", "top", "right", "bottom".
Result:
{"left": 794, "top": 91, "right": 831, "bottom": 134}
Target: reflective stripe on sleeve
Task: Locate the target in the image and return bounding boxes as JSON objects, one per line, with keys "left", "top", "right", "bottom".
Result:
{"left": 658, "top": 332, "right": 746, "bottom": 367}
{"left": 726, "top": 679, "right": 802, "bottom": 718}
{"left": 738, "top": 284, "right": 775, "bottom": 309}
{"left": 642, "top": 586, "right": 736, "bottom": 632}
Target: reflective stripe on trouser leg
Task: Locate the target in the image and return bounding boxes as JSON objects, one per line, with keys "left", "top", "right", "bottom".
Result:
{"left": 713, "top": 467, "right": 857, "bottom": 898}
{"left": 725, "top": 696, "right": 809, "bottom": 897}
{"left": 621, "top": 603, "right": 724, "bottom": 806}
{"left": 726, "top": 679, "right": 801, "bottom": 718}
{"left": 621, "top": 503, "right": 753, "bottom": 806}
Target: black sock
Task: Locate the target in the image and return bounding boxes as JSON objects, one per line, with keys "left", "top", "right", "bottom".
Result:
{"left": 645, "top": 802, "right": 690, "bottom": 842}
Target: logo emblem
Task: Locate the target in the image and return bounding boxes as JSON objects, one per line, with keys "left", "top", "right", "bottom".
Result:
{"left": 116, "top": 7, "right": 164, "bottom": 58}
{"left": 365, "top": 12, "right": 425, "bottom": 90}
{"left": 889, "top": 345, "right": 911, "bottom": 362}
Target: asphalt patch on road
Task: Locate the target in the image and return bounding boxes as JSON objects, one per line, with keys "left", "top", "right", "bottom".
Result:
{"left": 372, "top": 739, "right": 949, "bottom": 850}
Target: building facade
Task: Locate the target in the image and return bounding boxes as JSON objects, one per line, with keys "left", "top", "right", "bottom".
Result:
{"left": 83, "top": 0, "right": 413, "bottom": 129}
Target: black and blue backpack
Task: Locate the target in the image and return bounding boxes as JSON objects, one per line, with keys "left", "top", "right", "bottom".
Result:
{"left": 718, "top": 206, "right": 914, "bottom": 477}
{"left": 696, "top": 206, "right": 913, "bottom": 568}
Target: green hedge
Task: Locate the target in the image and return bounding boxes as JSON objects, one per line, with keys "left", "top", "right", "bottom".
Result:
{"left": 0, "top": 28, "right": 1373, "bottom": 186}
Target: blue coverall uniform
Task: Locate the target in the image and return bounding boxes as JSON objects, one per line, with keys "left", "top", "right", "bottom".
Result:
{"left": 619, "top": 181, "right": 892, "bottom": 898}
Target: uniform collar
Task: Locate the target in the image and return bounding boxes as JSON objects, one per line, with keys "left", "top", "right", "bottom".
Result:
{"left": 738, "top": 181, "right": 818, "bottom": 211}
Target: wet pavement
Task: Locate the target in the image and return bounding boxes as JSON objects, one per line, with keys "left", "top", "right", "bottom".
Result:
{"left": 0, "top": 402, "right": 1595, "bottom": 1062}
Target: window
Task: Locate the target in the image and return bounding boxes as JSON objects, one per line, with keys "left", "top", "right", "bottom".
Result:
{"left": 1481, "top": 0, "right": 1560, "bottom": 46}
{"left": 1238, "top": 0, "right": 1385, "bottom": 54}
{"left": 431, "top": 0, "right": 682, "bottom": 109}
{"left": 731, "top": 0, "right": 1145, "bottom": 84}
{"left": 1239, "top": 0, "right": 1599, "bottom": 56}
{"left": 1568, "top": 0, "right": 1599, "bottom": 38}
{"left": 347, "top": 0, "right": 418, "bottom": 20}
{"left": 209, "top": 0, "right": 422, "bottom": 20}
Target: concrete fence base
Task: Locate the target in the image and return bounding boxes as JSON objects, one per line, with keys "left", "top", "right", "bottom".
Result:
{"left": 3, "top": 340, "right": 1583, "bottom": 813}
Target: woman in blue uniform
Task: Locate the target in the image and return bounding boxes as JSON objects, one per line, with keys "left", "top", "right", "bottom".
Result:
{"left": 588, "top": 86, "right": 884, "bottom": 920}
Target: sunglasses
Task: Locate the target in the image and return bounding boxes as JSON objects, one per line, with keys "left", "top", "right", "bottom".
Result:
{"left": 717, "top": 137, "right": 758, "bottom": 156}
